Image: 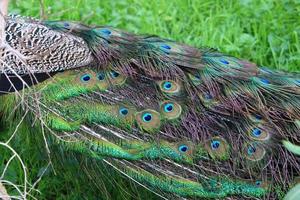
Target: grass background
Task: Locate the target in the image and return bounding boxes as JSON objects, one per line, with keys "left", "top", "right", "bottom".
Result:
{"left": 1, "top": 0, "right": 300, "bottom": 200}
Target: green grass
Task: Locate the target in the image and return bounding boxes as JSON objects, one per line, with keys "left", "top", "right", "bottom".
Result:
{"left": 2, "top": 0, "right": 300, "bottom": 199}
{"left": 10, "top": 0, "right": 300, "bottom": 72}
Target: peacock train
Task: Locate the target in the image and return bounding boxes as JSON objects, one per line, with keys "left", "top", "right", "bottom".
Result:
{"left": 0, "top": 12, "right": 300, "bottom": 200}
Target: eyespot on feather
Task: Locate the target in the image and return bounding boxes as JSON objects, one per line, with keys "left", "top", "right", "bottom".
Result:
{"left": 243, "top": 142, "right": 266, "bottom": 161}
{"left": 135, "top": 109, "right": 161, "bottom": 132}
{"left": 158, "top": 141, "right": 195, "bottom": 163}
{"left": 199, "top": 92, "right": 218, "bottom": 107}
{"left": 75, "top": 70, "right": 97, "bottom": 88}
{"left": 156, "top": 42, "right": 186, "bottom": 54}
{"left": 176, "top": 141, "right": 194, "bottom": 157}
{"left": 218, "top": 57, "right": 250, "bottom": 70}
{"left": 204, "top": 136, "right": 230, "bottom": 161}
{"left": 94, "top": 28, "right": 122, "bottom": 38}
{"left": 252, "top": 76, "right": 271, "bottom": 86}
{"left": 159, "top": 43, "right": 172, "bottom": 54}
{"left": 188, "top": 72, "right": 202, "bottom": 86}
{"left": 96, "top": 71, "right": 109, "bottom": 90}
{"left": 249, "top": 113, "right": 264, "bottom": 123}
{"left": 157, "top": 80, "right": 182, "bottom": 96}
{"left": 160, "top": 100, "right": 182, "bottom": 120}
{"left": 97, "top": 72, "right": 106, "bottom": 81}
{"left": 116, "top": 105, "right": 136, "bottom": 122}
{"left": 108, "top": 70, "right": 127, "bottom": 86}
{"left": 253, "top": 180, "right": 270, "bottom": 191}
{"left": 249, "top": 126, "right": 270, "bottom": 141}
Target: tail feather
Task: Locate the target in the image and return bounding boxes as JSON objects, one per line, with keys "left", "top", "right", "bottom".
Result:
{"left": 1, "top": 15, "right": 300, "bottom": 199}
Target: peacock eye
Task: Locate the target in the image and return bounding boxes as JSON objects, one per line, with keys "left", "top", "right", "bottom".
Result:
{"left": 99, "top": 29, "right": 111, "bottom": 36}
{"left": 97, "top": 72, "right": 106, "bottom": 81}
{"left": 158, "top": 80, "right": 181, "bottom": 95}
{"left": 164, "top": 103, "right": 174, "bottom": 113}
{"left": 135, "top": 109, "right": 161, "bottom": 132}
{"left": 119, "top": 108, "right": 129, "bottom": 116}
{"left": 252, "top": 128, "right": 262, "bottom": 137}
{"left": 254, "top": 114, "right": 262, "bottom": 120}
{"left": 80, "top": 74, "right": 91, "bottom": 82}
{"left": 220, "top": 59, "right": 229, "bottom": 65}
{"left": 260, "top": 78, "right": 270, "bottom": 84}
{"left": 194, "top": 74, "right": 201, "bottom": 81}
{"left": 63, "top": 22, "right": 70, "bottom": 28}
{"left": 204, "top": 93, "right": 213, "bottom": 100}
{"left": 247, "top": 146, "right": 256, "bottom": 155}
{"left": 110, "top": 71, "right": 120, "bottom": 79}
{"left": 211, "top": 140, "right": 220, "bottom": 150}
{"left": 142, "top": 113, "right": 152, "bottom": 122}
{"left": 249, "top": 126, "right": 269, "bottom": 141}
{"left": 244, "top": 142, "right": 265, "bottom": 161}
{"left": 162, "top": 81, "right": 172, "bottom": 90}
{"left": 295, "top": 80, "right": 300, "bottom": 85}
{"left": 160, "top": 101, "right": 182, "bottom": 120}
{"left": 178, "top": 145, "right": 188, "bottom": 153}
{"left": 205, "top": 137, "right": 230, "bottom": 161}
{"left": 107, "top": 70, "right": 126, "bottom": 86}
{"left": 160, "top": 44, "right": 171, "bottom": 50}
{"left": 160, "top": 44, "right": 171, "bottom": 53}
{"left": 188, "top": 73, "right": 202, "bottom": 86}
{"left": 255, "top": 180, "right": 262, "bottom": 187}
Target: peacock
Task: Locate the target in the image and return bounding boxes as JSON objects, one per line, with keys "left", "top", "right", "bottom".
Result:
{"left": 0, "top": 12, "right": 300, "bottom": 200}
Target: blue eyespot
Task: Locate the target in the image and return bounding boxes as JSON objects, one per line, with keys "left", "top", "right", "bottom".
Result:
{"left": 162, "top": 81, "right": 172, "bottom": 90}
{"left": 142, "top": 113, "right": 152, "bottom": 122}
{"left": 204, "top": 93, "right": 213, "bottom": 100}
{"left": 164, "top": 103, "right": 174, "bottom": 113}
{"left": 220, "top": 59, "right": 229, "bottom": 65}
{"left": 252, "top": 128, "right": 262, "bottom": 137}
{"left": 80, "top": 74, "right": 91, "bottom": 82}
{"left": 63, "top": 22, "right": 70, "bottom": 28}
{"left": 260, "top": 78, "right": 270, "bottom": 84}
{"left": 110, "top": 71, "right": 120, "bottom": 78}
{"left": 99, "top": 29, "right": 111, "bottom": 36}
{"left": 254, "top": 114, "right": 262, "bottom": 120}
{"left": 295, "top": 80, "right": 300, "bottom": 86}
{"left": 255, "top": 180, "right": 262, "bottom": 186}
{"left": 119, "top": 108, "right": 129, "bottom": 116}
{"left": 161, "top": 44, "right": 171, "bottom": 50}
{"left": 97, "top": 72, "right": 105, "bottom": 81}
{"left": 179, "top": 145, "right": 188, "bottom": 152}
{"left": 247, "top": 146, "right": 256, "bottom": 155}
{"left": 160, "top": 44, "right": 171, "bottom": 54}
{"left": 194, "top": 74, "right": 201, "bottom": 81}
{"left": 211, "top": 140, "right": 220, "bottom": 150}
